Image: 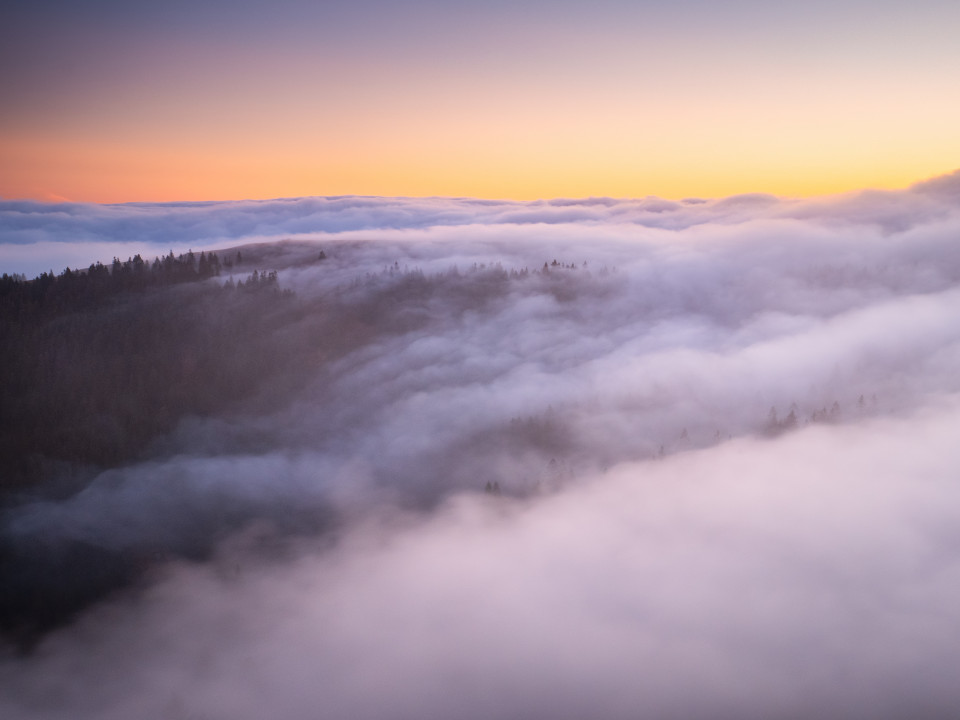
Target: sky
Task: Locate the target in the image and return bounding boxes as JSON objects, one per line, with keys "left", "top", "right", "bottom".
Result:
{"left": 4, "top": 180, "right": 960, "bottom": 717}
{"left": 2, "top": 0, "right": 960, "bottom": 202}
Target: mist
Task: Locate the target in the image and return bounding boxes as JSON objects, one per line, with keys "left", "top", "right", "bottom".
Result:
{"left": 3, "top": 173, "right": 960, "bottom": 718}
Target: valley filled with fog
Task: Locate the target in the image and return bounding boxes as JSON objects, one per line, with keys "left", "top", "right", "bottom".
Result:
{"left": 3, "top": 173, "right": 960, "bottom": 719}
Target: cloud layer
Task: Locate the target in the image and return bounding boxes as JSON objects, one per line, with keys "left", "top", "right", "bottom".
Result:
{"left": 3, "top": 174, "right": 960, "bottom": 718}
{"left": 6, "top": 409, "right": 960, "bottom": 720}
{"left": 1, "top": 169, "right": 957, "bottom": 275}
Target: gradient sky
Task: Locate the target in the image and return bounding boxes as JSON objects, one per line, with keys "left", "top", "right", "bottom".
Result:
{"left": 2, "top": 0, "right": 959, "bottom": 202}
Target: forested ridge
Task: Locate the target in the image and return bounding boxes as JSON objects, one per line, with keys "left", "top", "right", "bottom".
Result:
{"left": 0, "top": 242, "right": 878, "bottom": 648}
{"left": 0, "top": 250, "right": 320, "bottom": 646}
{"left": 0, "top": 249, "right": 606, "bottom": 499}
{"left": 0, "top": 251, "right": 292, "bottom": 494}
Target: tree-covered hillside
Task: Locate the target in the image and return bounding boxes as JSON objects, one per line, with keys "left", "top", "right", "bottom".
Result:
{"left": 0, "top": 252, "right": 298, "bottom": 494}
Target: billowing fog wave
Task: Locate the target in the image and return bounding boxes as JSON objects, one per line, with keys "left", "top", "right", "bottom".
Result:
{"left": 4, "top": 172, "right": 960, "bottom": 718}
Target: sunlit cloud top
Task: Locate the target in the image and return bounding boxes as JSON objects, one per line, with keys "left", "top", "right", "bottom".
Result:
{"left": 2, "top": 0, "right": 960, "bottom": 202}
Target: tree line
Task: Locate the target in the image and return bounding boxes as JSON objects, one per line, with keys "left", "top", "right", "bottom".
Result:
{"left": 0, "top": 251, "right": 290, "bottom": 494}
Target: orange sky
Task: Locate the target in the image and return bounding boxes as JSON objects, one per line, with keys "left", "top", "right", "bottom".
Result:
{"left": 3, "top": 1, "right": 959, "bottom": 202}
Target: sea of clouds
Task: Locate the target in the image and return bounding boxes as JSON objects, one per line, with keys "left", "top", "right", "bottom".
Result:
{"left": 3, "top": 170, "right": 960, "bottom": 718}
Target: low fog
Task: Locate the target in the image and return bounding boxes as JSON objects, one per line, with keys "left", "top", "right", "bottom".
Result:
{"left": 3, "top": 172, "right": 960, "bottom": 718}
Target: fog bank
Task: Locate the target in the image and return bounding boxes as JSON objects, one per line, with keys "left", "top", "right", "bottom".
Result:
{"left": 3, "top": 173, "right": 960, "bottom": 717}
{"left": 5, "top": 405, "right": 960, "bottom": 719}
